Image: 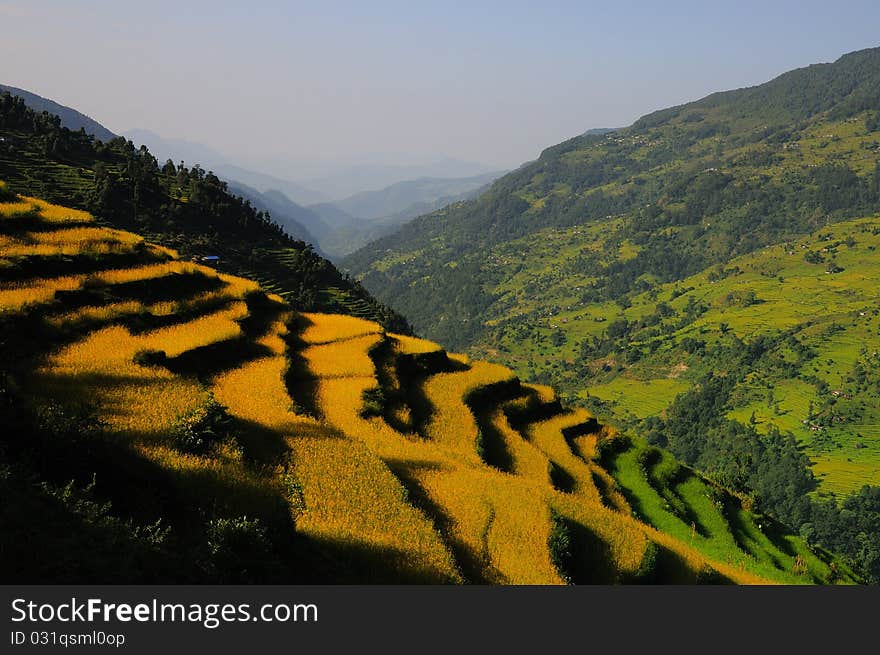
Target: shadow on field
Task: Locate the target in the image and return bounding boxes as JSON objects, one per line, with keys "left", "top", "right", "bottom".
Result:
{"left": 386, "top": 457, "right": 500, "bottom": 584}
{"left": 282, "top": 313, "right": 321, "bottom": 418}
{"left": 0, "top": 248, "right": 166, "bottom": 283}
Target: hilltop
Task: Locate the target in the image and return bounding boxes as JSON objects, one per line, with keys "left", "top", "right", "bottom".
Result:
{"left": 0, "top": 185, "right": 851, "bottom": 584}
{"left": 0, "top": 91, "right": 405, "bottom": 331}
{"left": 346, "top": 47, "right": 880, "bottom": 346}
{"left": 0, "top": 84, "right": 117, "bottom": 143}
{"left": 124, "top": 128, "right": 329, "bottom": 206}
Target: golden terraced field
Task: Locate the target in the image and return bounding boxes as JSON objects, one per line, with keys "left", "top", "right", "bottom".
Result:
{"left": 0, "top": 186, "right": 847, "bottom": 584}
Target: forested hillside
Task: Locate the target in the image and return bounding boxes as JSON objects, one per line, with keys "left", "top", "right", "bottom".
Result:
{"left": 0, "top": 91, "right": 406, "bottom": 331}
{"left": 346, "top": 47, "right": 880, "bottom": 346}
{"left": 345, "top": 48, "right": 880, "bottom": 582}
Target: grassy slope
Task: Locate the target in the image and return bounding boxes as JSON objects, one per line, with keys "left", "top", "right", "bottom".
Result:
{"left": 568, "top": 214, "right": 880, "bottom": 497}
{"left": 345, "top": 49, "right": 880, "bottom": 496}
{"left": 1, "top": 186, "right": 851, "bottom": 584}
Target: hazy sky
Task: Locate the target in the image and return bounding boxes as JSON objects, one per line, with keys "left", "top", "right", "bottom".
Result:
{"left": 3, "top": 0, "right": 880, "bottom": 174}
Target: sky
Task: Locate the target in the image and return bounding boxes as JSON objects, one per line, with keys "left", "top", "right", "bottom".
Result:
{"left": 3, "top": 0, "right": 880, "bottom": 178}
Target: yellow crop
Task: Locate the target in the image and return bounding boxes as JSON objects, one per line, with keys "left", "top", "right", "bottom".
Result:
{"left": 20, "top": 196, "right": 94, "bottom": 224}
{"left": 390, "top": 333, "right": 444, "bottom": 355}
{"left": 302, "top": 333, "right": 382, "bottom": 378}
{"left": 94, "top": 261, "right": 198, "bottom": 285}
{"left": 422, "top": 360, "right": 517, "bottom": 461}
{"left": 257, "top": 319, "right": 289, "bottom": 355}
{"left": 550, "top": 492, "right": 649, "bottom": 578}
{"left": 215, "top": 356, "right": 301, "bottom": 432}
{"left": 416, "top": 468, "right": 563, "bottom": 584}
{"left": 0, "top": 201, "right": 36, "bottom": 219}
{"left": 488, "top": 405, "right": 550, "bottom": 484}
{"left": 142, "top": 302, "right": 247, "bottom": 357}
{"left": 4, "top": 187, "right": 785, "bottom": 585}
{"left": 0, "top": 194, "right": 94, "bottom": 224}
{"left": 218, "top": 272, "right": 260, "bottom": 296}
{"left": 35, "top": 329, "right": 203, "bottom": 440}
{"left": 524, "top": 409, "right": 602, "bottom": 502}
{"left": 44, "top": 300, "right": 145, "bottom": 327}
{"left": 522, "top": 383, "right": 557, "bottom": 404}
{"left": 38, "top": 300, "right": 248, "bottom": 433}
{"left": 298, "top": 312, "right": 383, "bottom": 344}
{"left": 290, "top": 434, "right": 460, "bottom": 582}
{"left": 139, "top": 440, "right": 287, "bottom": 521}
{"left": 0, "top": 275, "right": 82, "bottom": 312}
{"left": 0, "top": 226, "right": 142, "bottom": 253}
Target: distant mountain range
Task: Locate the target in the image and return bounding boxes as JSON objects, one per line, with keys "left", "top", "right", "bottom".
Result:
{"left": 0, "top": 87, "right": 502, "bottom": 259}
{"left": 307, "top": 171, "right": 504, "bottom": 257}
{"left": 124, "top": 128, "right": 328, "bottom": 205}
{"left": 330, "top": 172, "right": 504, "bottom": 220}
{"left": 298, "top": 157, "right": 500, "bottom": 200}
{"left": 0, "top": 84, "right": 117, "bottom": 142}
{"left": 123, "top": 127, "right": 505, "bottom": 257}
{"left": 227, "top": 171, "right": 504, "bottom": 260}
{"left": 224, "top": 180, "right": 327, "bottom": 253}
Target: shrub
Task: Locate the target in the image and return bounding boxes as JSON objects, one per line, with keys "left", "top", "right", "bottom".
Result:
{"left": 0, "top": 180, "right": 15, "bottom": 201}
{"left": 548, "top": 511, "right": 572, "bottom": 584}
{"left": 133, "top": 349, "right": 167, "bottom": 367}
{"left": 595, "top": 432, "right": 631, "bottom": 464}
{"left": 171, "top": 396, "right": 233, "bottom": 455}
{"left": 203, "top": 515, "right": 275, "bottom": 583}
{"left": 694, "top": 563, "right": 726, "bottom": 584}
{"left": 35, "top": 401, "right": 105, "bottom": 444}
{"left": 359, "top": 386, "right": 386, "bottom": 418}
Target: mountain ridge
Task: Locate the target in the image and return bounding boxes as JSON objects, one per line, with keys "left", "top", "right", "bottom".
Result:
{"left": 0, "top": 84, "right": 117, "bottom": 142}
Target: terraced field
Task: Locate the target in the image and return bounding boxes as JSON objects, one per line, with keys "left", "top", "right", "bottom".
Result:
{"left": 0, "top": 186, "right": 854, "bottom": 584}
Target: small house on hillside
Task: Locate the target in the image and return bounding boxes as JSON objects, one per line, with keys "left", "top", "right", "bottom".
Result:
{"left": 199, "top": 255, "right": 221, "bottom": 266}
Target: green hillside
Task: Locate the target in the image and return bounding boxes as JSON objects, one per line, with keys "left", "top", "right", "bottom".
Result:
{"left": 345, "top": 47, "right": 880, "bottom": 582}
{"left": 346, "top": 47, "right": 880, "bottom": 347}
{"left": 548, "top": 215, "right": 880, "bottom": 489}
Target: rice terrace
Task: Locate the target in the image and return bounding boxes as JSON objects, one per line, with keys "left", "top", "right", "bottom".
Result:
{"left": 0, "top": 184, "right": 858, "bottom": 584}
{"left": 3, "top": 16, "right": 880, "bottom": 592}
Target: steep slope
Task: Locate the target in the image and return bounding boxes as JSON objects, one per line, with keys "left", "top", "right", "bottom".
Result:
{"left": 342, "top": 48, "right": 880, "bottom": 583}
{"left": 1, "top": 186, "right": 850, "bottom": 584}
{"left": 0, "top": 84, "right": 117, "bottom": 142}
{"left": 345, "top": 47, "right": 880, "bottom": 349}
{"left": 552, "top": 214, "right": 880, "bottom": 495}
{"left": 0, "top": 90, "right": 406, "bottom": 331}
